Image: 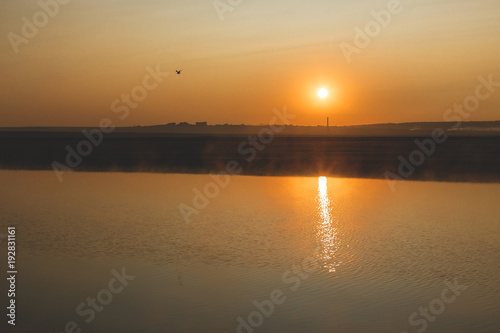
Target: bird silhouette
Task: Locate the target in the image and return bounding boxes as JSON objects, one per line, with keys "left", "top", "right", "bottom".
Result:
{"left": 176, "top": 70, "right": 182, "bottom": 74}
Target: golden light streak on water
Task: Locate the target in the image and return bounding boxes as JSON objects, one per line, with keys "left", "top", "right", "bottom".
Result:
{"left": 316, "top": 176, "right": 341, "bottom": 272}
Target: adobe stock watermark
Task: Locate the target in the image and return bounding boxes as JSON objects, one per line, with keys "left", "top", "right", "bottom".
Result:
{"left": 227, "top": 253, "right": 320, "bottom": 333}
{"left": 178, "top": 107, "right": 296, "bottom": 224}
{"left": 385, "top": 73, "right": 500, "bottom": 192}
{"left": 401, "top": 279, "right": 467, "bottom": 333}
{"left": 339, "top": 0, "right": 412, "bottom": 64}
{"left": 7, "top": 0, "right": 72, "bottom": 54}
{"left": 50, "top": 268, "right": 135, "bottom": 333}
{"left": 213, "top": 0, "right": 245, "bottom": 21}
{"left": 51, "top": 64, "right": 169, "bottom": 182}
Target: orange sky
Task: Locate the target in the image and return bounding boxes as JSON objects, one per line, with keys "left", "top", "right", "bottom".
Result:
{"left": 0, "top": 0, "right": 499, "bottom": 127}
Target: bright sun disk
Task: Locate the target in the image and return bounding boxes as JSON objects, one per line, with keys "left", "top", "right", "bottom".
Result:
{"left": 318, "top": 88, "right": 329, "bottom": 99}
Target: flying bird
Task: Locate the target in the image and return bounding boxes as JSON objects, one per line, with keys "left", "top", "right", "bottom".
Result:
{"left": 176, "top": 70, "right": 182, "bottom": 74}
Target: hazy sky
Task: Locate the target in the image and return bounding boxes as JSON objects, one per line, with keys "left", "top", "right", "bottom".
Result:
{"left": 0, "top": 0, "right": 499, "bottom": 126}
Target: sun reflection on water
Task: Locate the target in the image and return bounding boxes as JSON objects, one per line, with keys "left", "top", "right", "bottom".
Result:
{"left": 316, "top": 176, "right": 341, "bottom": 272}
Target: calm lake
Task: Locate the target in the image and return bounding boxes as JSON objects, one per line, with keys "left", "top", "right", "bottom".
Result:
{"left": 0, "top": 170, "right": 499, "bottom": 332}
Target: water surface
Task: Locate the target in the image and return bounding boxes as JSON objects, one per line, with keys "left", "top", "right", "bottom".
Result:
{"left": 0, "top": 170, "right": 499, "bottom": 332}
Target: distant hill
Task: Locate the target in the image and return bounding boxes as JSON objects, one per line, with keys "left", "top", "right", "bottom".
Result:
{"left": 1, "top": 121, "right": 500, "bottom": 137}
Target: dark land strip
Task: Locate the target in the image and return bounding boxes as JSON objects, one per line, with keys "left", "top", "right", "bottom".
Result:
{"left": 0, "top": 132, "right": 499, "bottom": 183}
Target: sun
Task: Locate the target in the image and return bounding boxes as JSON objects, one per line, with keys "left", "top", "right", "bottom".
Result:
{"left": 318, "top": 88, "right": 329, "bottom": 99}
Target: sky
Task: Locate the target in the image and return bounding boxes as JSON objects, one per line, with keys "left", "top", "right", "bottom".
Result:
{"left": 0, "top": 0, "right": 499, "bottom": 127}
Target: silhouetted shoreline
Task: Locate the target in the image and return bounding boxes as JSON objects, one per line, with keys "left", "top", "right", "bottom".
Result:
{"left": 1, "top": 131, "right": 499, "bottom": 183}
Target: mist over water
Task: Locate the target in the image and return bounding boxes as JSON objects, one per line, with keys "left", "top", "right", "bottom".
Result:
{"left": 0, "top": 170, "right": 499, "bottom": 332}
